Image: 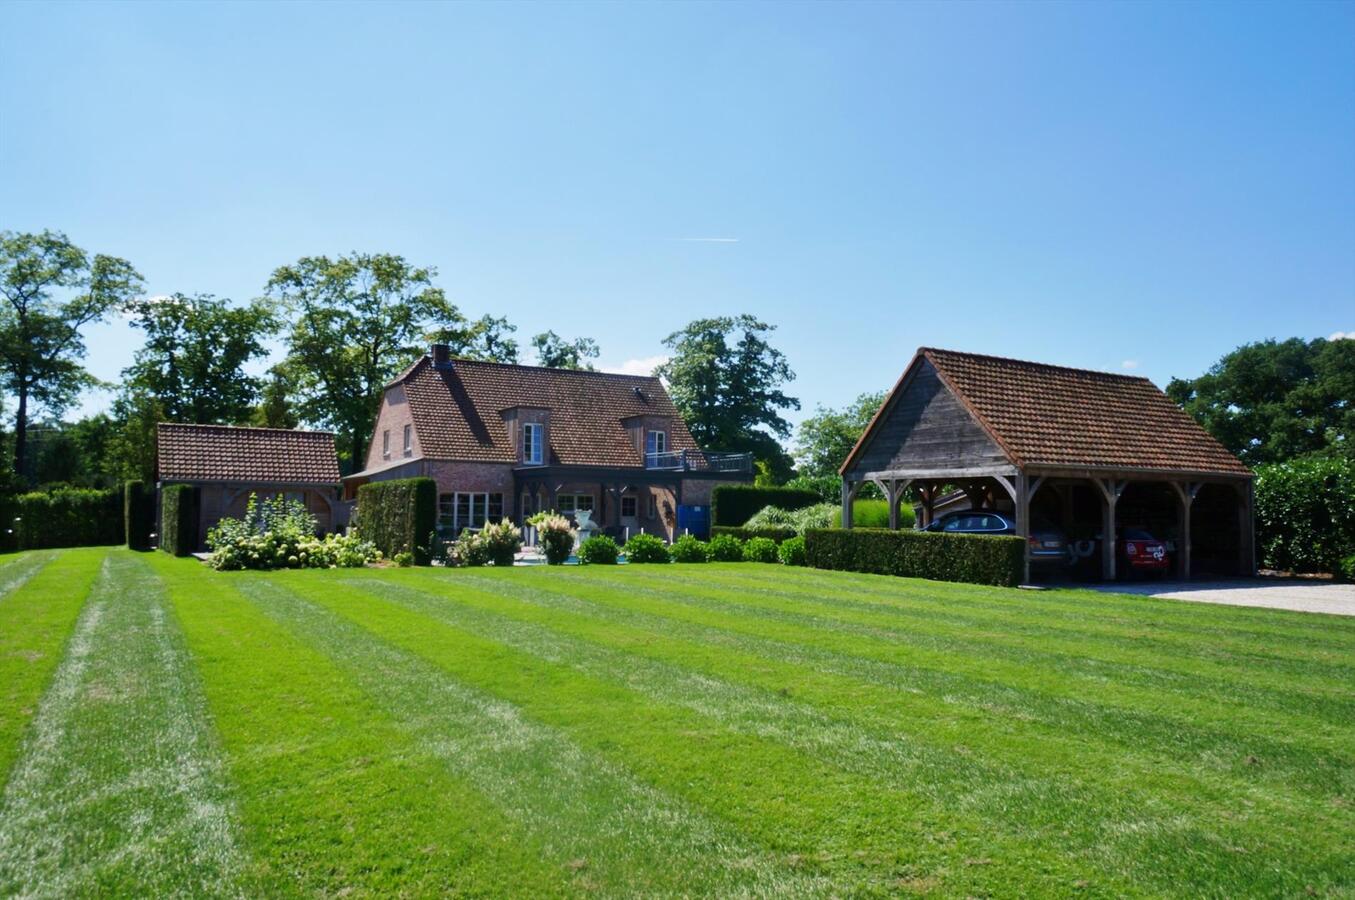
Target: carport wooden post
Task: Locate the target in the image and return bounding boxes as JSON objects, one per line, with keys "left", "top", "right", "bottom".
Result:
{"left": 885, "top": 478, "right": 912, "bottom": 530}
{"left": 1239, "top": 481, "right": 1256, "bottom": 576}
{"left": 1093, "top": 478, "right": 1127, "bottom": 582}
{"left": 1169, "top": 481, "right": 1201, "bottom": 581}
{"left": 840, "top": 479, "right": 855, "bottom": 529}
{"left": 1013, "top": 473, "right": 1031, "bottom": 583}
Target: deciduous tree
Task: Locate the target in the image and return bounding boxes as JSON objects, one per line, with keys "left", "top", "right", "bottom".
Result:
{"left": 656, "top": 315, "right": 798, "bottom": 479}
{"left": 531, "top": 331, "right": 599, "bottom": 370}
{"left": 0, "top": 230, "right": 141, "bottom": 476}
{"left": 1168, "top": 337, "right": 1355, "bottom": 466}
{"left": 793, "top": 390, "right": 886, "bottom": 478}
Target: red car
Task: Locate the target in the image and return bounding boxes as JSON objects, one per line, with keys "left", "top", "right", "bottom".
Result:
{"left": 1120, "top": 527, "right": 1169, "bottom": 573}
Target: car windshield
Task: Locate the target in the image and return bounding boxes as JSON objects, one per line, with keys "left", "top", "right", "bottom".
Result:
{"left": 1122, "top": 527, "right": 1155, "bottom": 541}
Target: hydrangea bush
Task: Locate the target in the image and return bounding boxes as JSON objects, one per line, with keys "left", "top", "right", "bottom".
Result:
{"left": 207, "top": 494, "right": 380, "bottom": 570}
{"left": 529, "top": 511, "right": 576, "bottom": 565}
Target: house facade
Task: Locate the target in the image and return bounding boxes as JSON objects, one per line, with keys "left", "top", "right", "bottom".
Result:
{"left": 156, "top": 423, "right": 344, "bottom": 550}
{"left": 343, "top": 345, "right": 752, "bottom": 540}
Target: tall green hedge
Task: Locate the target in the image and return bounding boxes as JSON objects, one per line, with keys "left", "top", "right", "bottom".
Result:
{"left": 1255, "top": 458, "right": 1355, "bottom": 574}
{"left": 804, "top": 527, "right": 1025, "bottom": 587}
{"left": 5, "top": 487, "right": 123, "bottom": 550}
{"left": 354, "top": 477, "right": 437, "bottom": 564}
{"left": 711, "top": 485, "right": 821, "bottom": 527}
{"left": 159, "top": 484, "right": 199, "bottom": 556}
{"left": 124, "top": 480, "right": 156, "bottom": 550}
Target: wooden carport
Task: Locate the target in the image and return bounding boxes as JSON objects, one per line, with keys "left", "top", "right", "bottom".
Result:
{"left": 839, "top": 348, "right": 1255, "bottom": 584}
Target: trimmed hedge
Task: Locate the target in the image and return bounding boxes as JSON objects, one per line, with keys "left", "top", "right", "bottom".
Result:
{"left": 711, "top": 485, "right": 821, "bottom": 527}
{"left": 805, "top": 527, "right": 1025, "bottom": 587}
{"left": 353, "top": 477, "right": 438, "bottom": 565}
{"left": 159, "top": 484, "right": 199, "bottom": 556}
{"left": 6, "top": 487, "right": 122, "bottom": 550}
{"left": 1255, "top": 458, "right": 1355, "bottom": 574}
{"left": 710, "top": 525, "right": 798, "bottom": 544}
{"left": 124, "top": 480, "right": 155, "bottom": 550}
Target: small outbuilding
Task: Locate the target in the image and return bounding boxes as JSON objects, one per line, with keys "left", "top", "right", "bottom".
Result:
{"left": 839, "top": 348, "right": 1254, "bottom": 582}
{"left": 156, "top": 423, "right": 344, "bottom": 550}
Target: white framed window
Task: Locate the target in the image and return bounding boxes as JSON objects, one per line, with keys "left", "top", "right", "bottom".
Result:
{"left": 439, "top": 492, "right": 504, "bottom": 535}
{"left": 645, "top": 429, "right": 668, "bottom": 467}
{"left": 621, "top": 496, "right": 637, "bottom": 518}
{"left": 403, "top": 424, "right": 413, "bottom": 456}
{"left": 382, "top": 429, "right": 390, "bottom": 459}
{"left": 523, "top": 422, "right": 543, "bottom": 465}
{"left": 555, "top": 493, "right": 594, "bottom": 515}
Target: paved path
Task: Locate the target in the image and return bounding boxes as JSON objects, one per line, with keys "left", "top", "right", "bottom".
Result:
{"left": 1084, "top": 578, "right": 1355, "bottom": 616}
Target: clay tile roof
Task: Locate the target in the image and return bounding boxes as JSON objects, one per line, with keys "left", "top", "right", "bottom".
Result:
{"left": 157, "top": 423, "right": 341, "bottom": 483}
{"left": 919, "top": 348, "right": 1251, "bottom": 476}
{"left": 397, "top": 357, "right": 697, "bottom": 467}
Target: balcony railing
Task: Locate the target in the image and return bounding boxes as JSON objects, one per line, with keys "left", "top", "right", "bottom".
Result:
{"left": 644, "top": 449, "right": 753, "bottom": 473}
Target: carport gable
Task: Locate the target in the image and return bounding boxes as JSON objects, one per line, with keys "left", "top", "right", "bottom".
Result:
{"left": 841, "top": 353, "right": 1017, "bottom": 482}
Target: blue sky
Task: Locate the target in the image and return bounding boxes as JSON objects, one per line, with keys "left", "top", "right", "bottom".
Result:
{"left": 2, "top": 0, "right": 1352, "bottom": 434}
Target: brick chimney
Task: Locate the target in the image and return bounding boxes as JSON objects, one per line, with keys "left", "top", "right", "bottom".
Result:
{"left": 430, "top": 343, "right": 453, "bottom": 370}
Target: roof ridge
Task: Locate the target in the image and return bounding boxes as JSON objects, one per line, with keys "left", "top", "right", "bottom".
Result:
{"left": 417, "top": 354, "right": 665, "bottom": 382}
{"left": 157, "top": 422, "right": 336, "bottom": 437}
{"left": 920, "top": 347, "right": 1151, "bottom": 382}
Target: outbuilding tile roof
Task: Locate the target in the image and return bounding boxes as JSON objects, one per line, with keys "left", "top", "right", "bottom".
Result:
{"left": 157, "top": 423, "right": 340, "bottom": 483}
{"left": 918, "top": 348, "right": 1252, "bottom": 476}
{"left": 397, "top": 356, "right": 697, "bottom": 467}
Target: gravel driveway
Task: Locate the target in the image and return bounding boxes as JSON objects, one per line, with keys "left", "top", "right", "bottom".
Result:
{"left": 1086, "top": 578, "right": 1355, "bottom": 616}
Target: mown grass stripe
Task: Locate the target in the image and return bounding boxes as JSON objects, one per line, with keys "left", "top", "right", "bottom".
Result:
{"left": 0, "top": 551, "right": 253, "bottom": 897}
{"left": 0, "top": 552, "right": 56, "bottom": 604}
{"left": 344, "top": 569, "right": 1352, "bottom": 897}
{"left": 0, "top": 549, "right": 101, "bottom": 789}
{"left": 275, "top": 570, "right": 1163, "bottom": 897}
{"left": 711, "top": 564, "right": 1355, "bottom": 650}
{"left": 588, "top": 567, "right": 1355, "bottom": 734}
{"left": 147, "top": 553, "right": 576, "bottom": 897}
{"left": 244, "top": 573, "right": 828, "bottom": 898}
{"left": 531, "top": 569, "right": 1355, "bottom": 792}
{"left": 686, "top": 565, "right": 1355, "bottom": 672}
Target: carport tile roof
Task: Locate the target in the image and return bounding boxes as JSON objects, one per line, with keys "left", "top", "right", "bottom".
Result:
{"left": 920, "top": 348, "right": 1252, "bottom": 476}
{"left": 398, "top": 356, "right": 698, "bottom": 467}
{"left": 157, "top": 423, "right": 341, "bottom": 483}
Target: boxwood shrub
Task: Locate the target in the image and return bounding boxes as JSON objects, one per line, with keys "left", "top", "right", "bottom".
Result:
{"left": 711, "top": 485, "right": 821, "bottom": 527}
{"left": 742, "top": 536, "right": 779, "bottom": 563}
{"left": 778, "top": 535, "right": 808, "bottom": 566}
{"left": 579, "top": 535, "right": 620, "bottom": 565}
{"left": 710, "top": 525, "right": 797, "bottom": 544}
{"left": 159, "top": 484, "right": 199, "bottom": 556}
{"left": 670, "top": 534, "right": 709, "bottom": 563}
{"left": 805, "top": 527, "right": 1024, "bottom": 587}
{"left": 623, "top": 532, "right": 670, "bottom": 563}
{"left": 354, "top": 477, "right": 438, "bottom": 564}
{"left": 124, "top": 480, "right": 155, "bottom": 550}
{"left": 707, "top": 533, "right": 745, "bottom": 562}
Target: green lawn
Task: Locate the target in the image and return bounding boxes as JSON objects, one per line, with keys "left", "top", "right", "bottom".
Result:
{"left": 0, "top": 549, "right": 1351, "bottom": 897}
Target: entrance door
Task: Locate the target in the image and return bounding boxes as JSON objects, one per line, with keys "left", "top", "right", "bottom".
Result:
{"left": 620, "top": 494, "right": 639, "bottom": 539}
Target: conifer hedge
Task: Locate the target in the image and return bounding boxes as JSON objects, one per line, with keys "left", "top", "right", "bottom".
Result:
{"left": 7, "top": 487, "right": 123, "bottom": 550}
{"left": 159, "top": 484, "right": 199, "bottom": 556}
{"left": 353, "top": 477, "right": 437, "bottom": 564}
{"left": 124, "top": 480, "right": 156, "bottom": 550}
{"left": 804, "top": 527, "right": 1025, "bottom": 587}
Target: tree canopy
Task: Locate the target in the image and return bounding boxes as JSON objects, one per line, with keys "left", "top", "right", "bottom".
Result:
{"left": 121, "top": 293, "right": 277, "bottom": 425}
{"left": 656, "top": 315, "right": 799, "bottom": 479}
{"left": 268, "top": 252, "right": 515, "bottom": 470}
{"left": 531, "top": 331, "right": 599, "bottom": 370}
{"left": 1168, "top": 337, "right": 1354, "bottom": 466}
{"left": 793, "top": 390, "right": 886, "bottom": 478}
{"left": 0, "top": 230, "right": 142, "bottom": 475}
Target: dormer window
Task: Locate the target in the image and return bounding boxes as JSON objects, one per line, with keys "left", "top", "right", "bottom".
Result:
{"left": 403, "top": 424, "right": 413, "bottom": 456}
{"left": 523, "top": 422, "right": 544, "bottom": 465}
{"left": 645, "top": 429, "right": 667, "bottom": 467}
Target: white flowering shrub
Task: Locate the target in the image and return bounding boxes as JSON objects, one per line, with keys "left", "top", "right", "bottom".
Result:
{"left": 206, "top": 493, "right": 379, "bottom": 570}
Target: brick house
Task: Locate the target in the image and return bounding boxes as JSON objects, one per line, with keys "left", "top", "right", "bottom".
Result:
{"left": 156, "top": 423, "right": 343, "bottom": 550}
{"left": 342, "top": 344, "right": 753, "bottom": 540}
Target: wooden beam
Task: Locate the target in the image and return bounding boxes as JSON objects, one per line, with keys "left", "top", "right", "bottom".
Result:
{"left": 849, "top": 465, "right": 1020, "bottom": 482}
{"left": 1015, "top": 473, "right": 1031, "bottom": 584}
{"left": 991, "top": 474, "right": 1019, "bottom": 504}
